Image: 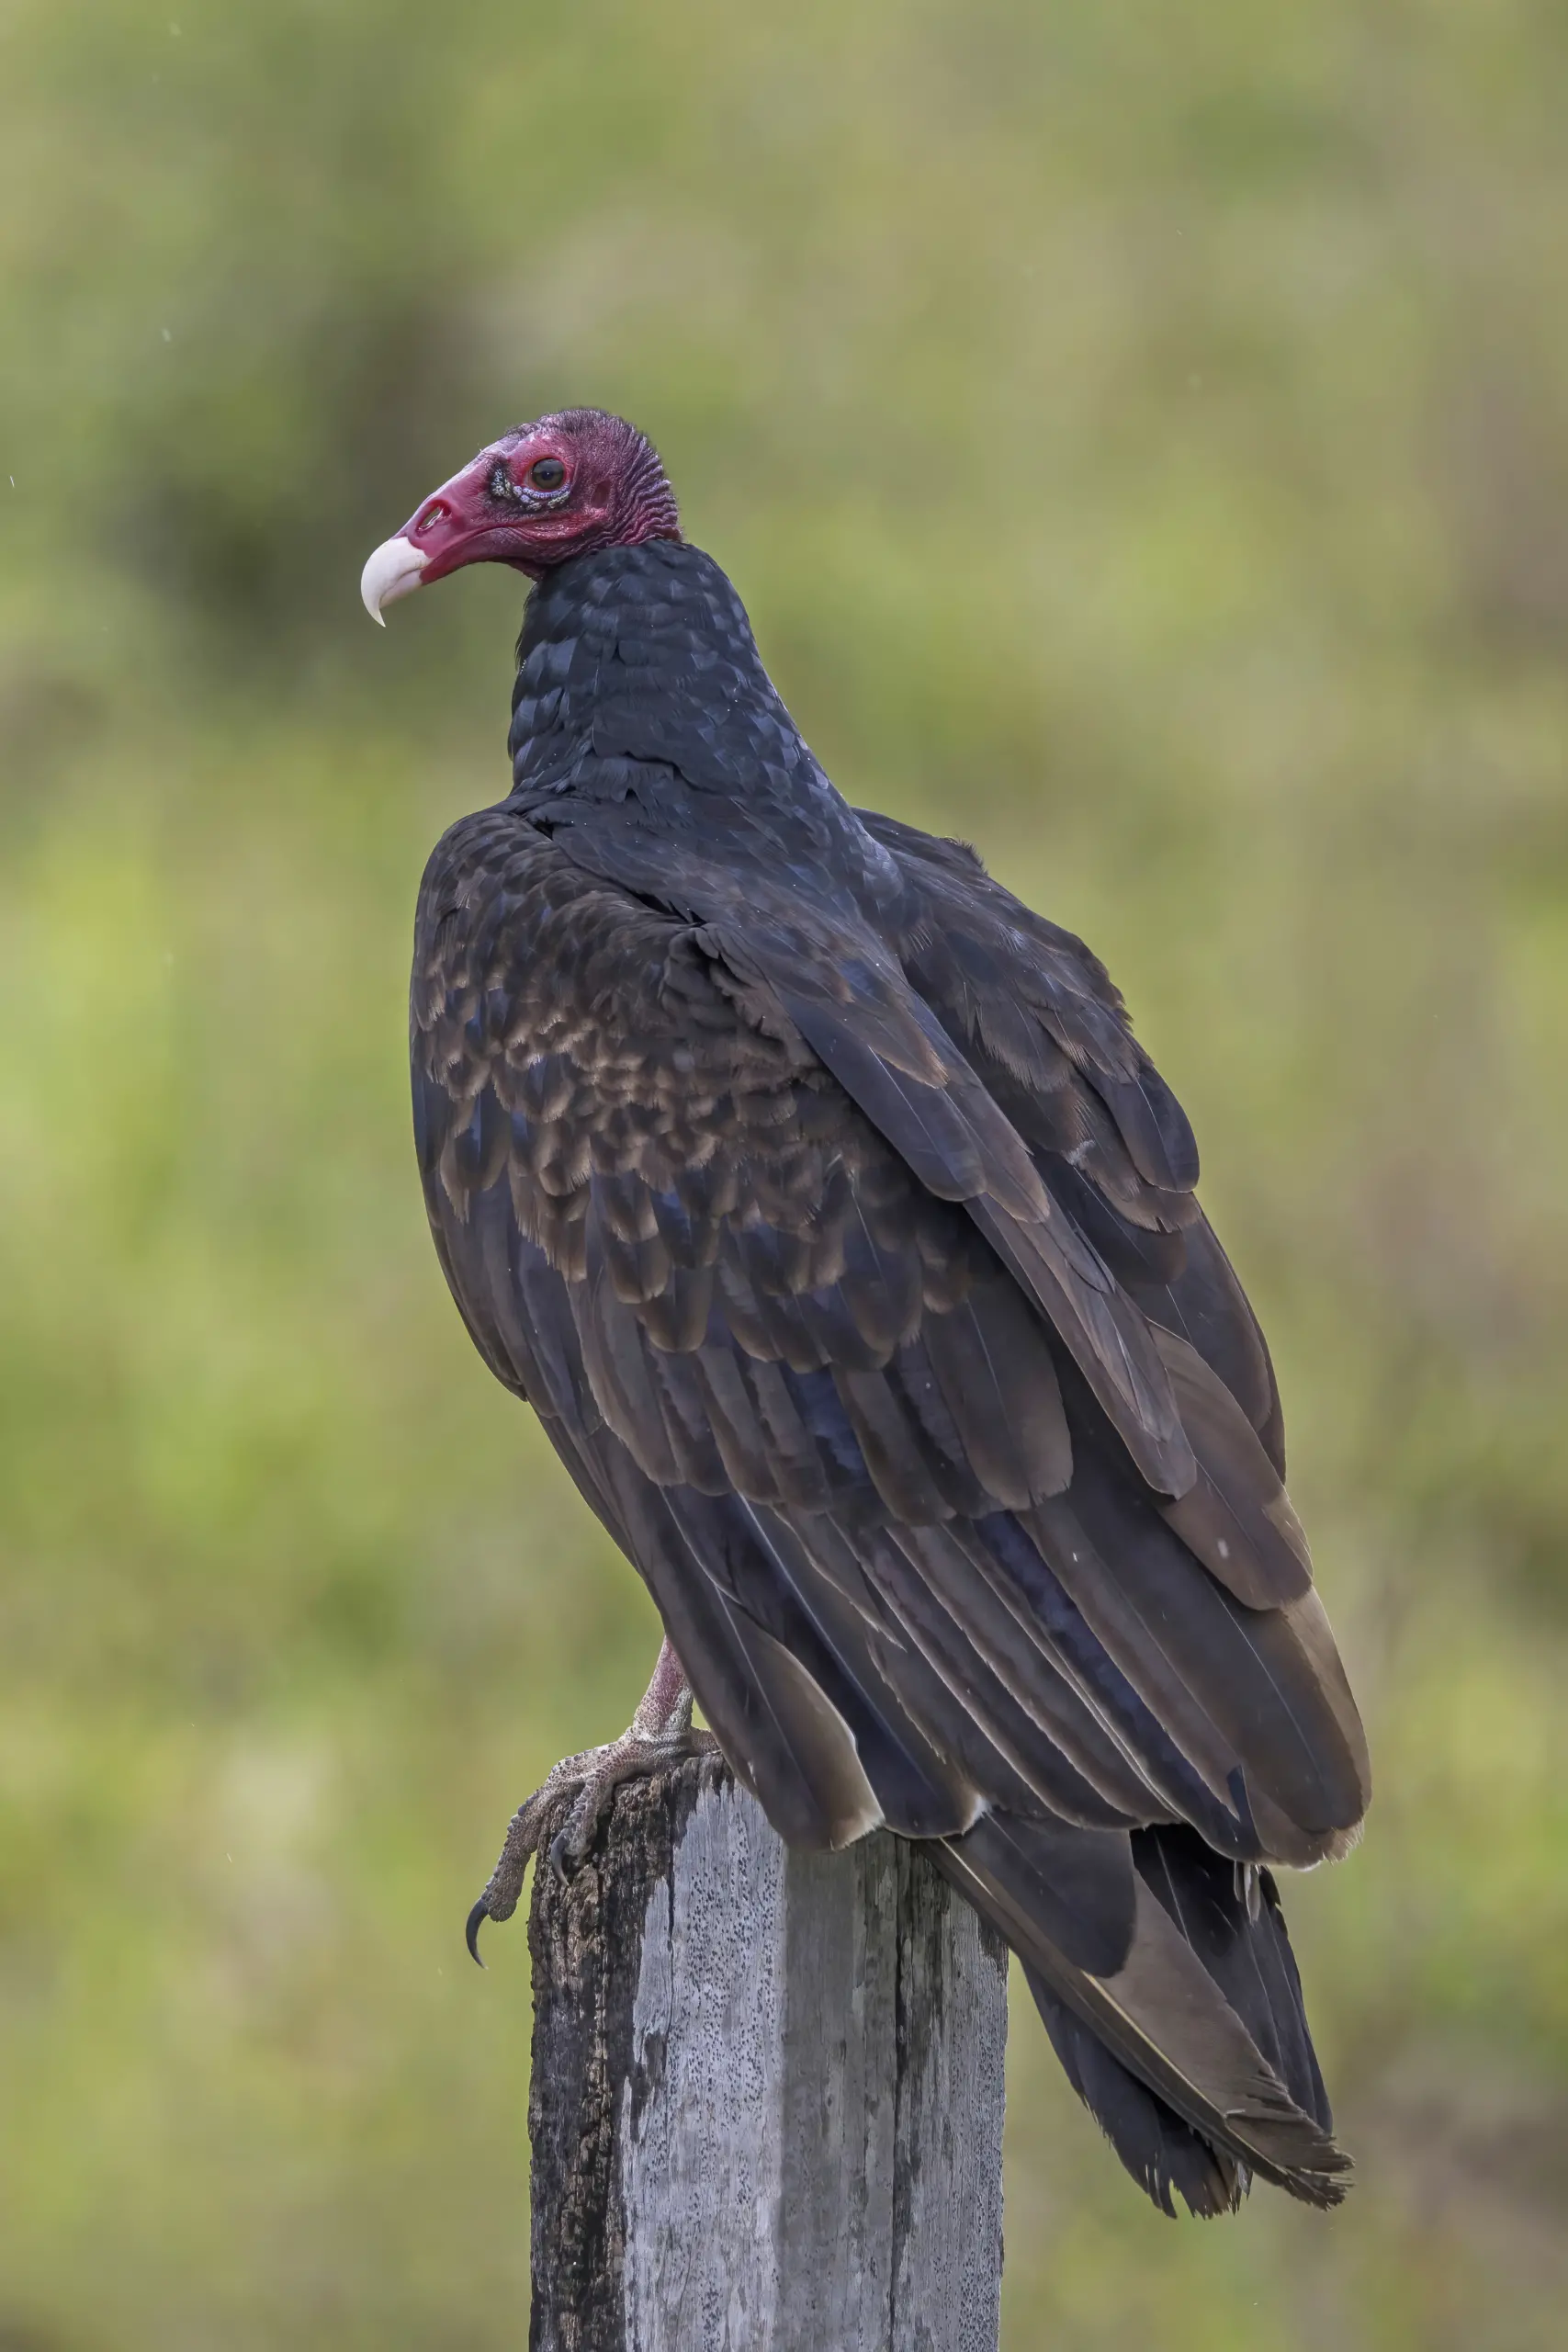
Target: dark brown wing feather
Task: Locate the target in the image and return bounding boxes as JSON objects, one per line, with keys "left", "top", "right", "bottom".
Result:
{"left": 856, "top": 808, "right": 1292, "bottom": 1462}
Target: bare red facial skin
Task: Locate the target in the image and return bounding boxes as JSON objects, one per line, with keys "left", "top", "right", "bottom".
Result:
{"left": 395, "top": 408, "right": 681, "bottom": 586}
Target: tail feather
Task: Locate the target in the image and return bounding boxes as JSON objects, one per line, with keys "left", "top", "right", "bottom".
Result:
{"left": 1028, "top": 1971, "right": 1245, "bottom": 2218}
{"left": 1132, "top": 1824, "right": 1332, "bottom": 2133}
{"left": 931, "top": 1813, "right": 1350, "bottom": 2215}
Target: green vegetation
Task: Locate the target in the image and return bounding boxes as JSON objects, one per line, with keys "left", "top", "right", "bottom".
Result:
{"left": 3, "top": 4, "right": 1566, "bottom": 2344}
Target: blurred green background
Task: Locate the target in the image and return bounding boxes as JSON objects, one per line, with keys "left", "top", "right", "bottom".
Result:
{"left": 2, "top": 3, "right": 1566, "bottom": 2345}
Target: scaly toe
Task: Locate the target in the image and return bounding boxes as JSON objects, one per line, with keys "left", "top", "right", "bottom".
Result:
{"left": 465, "top": 1722, "right": 721, "bottom": 1951}
{"left": 552, "top": 1765, "right": 626, "bottom": 1877}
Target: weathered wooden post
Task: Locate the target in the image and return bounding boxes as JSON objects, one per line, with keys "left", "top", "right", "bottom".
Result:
{"left": 527, "top": 1753, "right": 1009, "bottom": 2352}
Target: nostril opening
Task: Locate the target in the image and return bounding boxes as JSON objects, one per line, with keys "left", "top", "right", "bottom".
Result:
{"left": 415, "top": 502, "right": 448, "bottom": 535}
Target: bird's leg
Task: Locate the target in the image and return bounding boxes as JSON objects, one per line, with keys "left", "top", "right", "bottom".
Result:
{"left": 466, "top": 1636, "right": 718, "bottom": 1962}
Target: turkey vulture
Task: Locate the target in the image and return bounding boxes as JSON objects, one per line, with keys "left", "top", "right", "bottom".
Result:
{"left": 362, "top": 409, "right": 1369, "bottom": 2217}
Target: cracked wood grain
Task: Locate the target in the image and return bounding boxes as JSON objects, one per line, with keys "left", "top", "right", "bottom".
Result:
{"left": 527, "top": 1755, "right": 1007, "bottom": 2351}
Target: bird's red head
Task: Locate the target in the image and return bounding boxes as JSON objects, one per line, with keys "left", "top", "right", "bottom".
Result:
{"left": 360, "top": 409, "right": 681, "bottom": 623}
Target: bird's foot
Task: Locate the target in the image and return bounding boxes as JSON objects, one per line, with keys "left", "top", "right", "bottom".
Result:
{"left": 465, "top": 1639, "right": 716, "bottom": 1963}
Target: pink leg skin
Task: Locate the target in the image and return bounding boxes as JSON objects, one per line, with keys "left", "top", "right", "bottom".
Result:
{"left": 466, "top": 1637, "right": 717, "bottom": 1963}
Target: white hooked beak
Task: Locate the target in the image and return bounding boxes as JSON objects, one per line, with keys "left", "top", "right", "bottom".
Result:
{"left": 360, "top": 535, "right": 429, "bottom": 626}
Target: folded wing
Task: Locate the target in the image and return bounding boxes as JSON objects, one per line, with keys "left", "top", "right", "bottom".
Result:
{"left": 412, "top": 802, "right": 1369, "bottom": 2210}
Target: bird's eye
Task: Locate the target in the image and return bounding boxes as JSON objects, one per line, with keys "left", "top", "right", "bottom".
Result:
{"left": 526, "top": 458, "right": 568, "bottom": 492}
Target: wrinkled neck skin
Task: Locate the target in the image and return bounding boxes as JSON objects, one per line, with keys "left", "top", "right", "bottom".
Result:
{"left": 502, "top": 541, "right": 902, "bottom": 924}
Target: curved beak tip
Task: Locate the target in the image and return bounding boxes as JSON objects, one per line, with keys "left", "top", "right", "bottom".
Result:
{"left": 360, "top": 534, "right": 429, "bottom": 626}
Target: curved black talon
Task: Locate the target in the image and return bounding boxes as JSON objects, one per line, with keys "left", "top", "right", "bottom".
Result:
{"left": 548, "top": 1827, "right": 575, "bottom": 1883}
{"left": 465, "top": 1896, "right": 490, "bottom": 1967}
